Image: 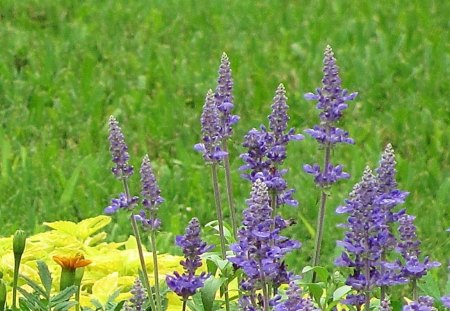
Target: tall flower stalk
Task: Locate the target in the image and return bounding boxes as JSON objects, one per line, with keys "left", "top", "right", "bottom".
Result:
{"left": 105, "top": 116, "right": 158, "bottom": 311}
{"left": 229, "top": 179, "right": 300, "bottom": 310}
{"left": 194, "top": 89, "right": 231, "bottom": 310}
{"left": 166, "top": 218, "right": 214, "bottom": 311}
{"left": 304, "top": 45, "right": 357, "bottom": 275}
{"left": 135, "top": 154, "right": 165, "bottom": 311}
{"left": 215, "top": 52, "right": 240, "bottom": 239}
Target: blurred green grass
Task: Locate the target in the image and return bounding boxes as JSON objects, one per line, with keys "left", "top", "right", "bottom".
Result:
{"left": 0, "top": 0, "right": 448, "bottom": 279}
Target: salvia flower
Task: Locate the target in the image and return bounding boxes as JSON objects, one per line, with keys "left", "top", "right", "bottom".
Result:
{"left": 166, "top": 218, "right": 213, "bottom": 301}
{"left": 441, "top": 295, "right": 450, "bottom": 309}
{"left": 134, "top": 154, "right": 164, "bottom": 230}
{"left": 130, "top": 277, "right": 145, "bottom": 311}
{"left": 379, "top": 299, "right": 393, "bottom": 311}
{"left": 230, "top": 179, "right": 300, "bottom": 305}
{"left": 303, "top": 45, "right": 356, "bottom": 188}
{"left": 194, "top": 90, "right": 228, "bottom": 163}
{"left": 335, "top": 167, "right": 387, "bottom": 305}
{"left": 273, "top": 282, "right": 320, "bottom": 311}
{"left": 108, "top": 115, "right": 134, "bottom": 179}
{"left": 240, "top": 84, "right": 302, "bottom": 207}
{"left": 215, "top": 52, "right": 239, "bottom": 139}
{"left": 403, "top": 296, "right": 436, "bottom": 311}
{"left": 396, "top": 214, "right": 440, "bottom": 280}
{"left": 104, "top": 193, "right": 139, "bottom": 214}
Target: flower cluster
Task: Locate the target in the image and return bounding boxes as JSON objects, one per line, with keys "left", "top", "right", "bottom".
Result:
{"left": 195, "top": 54, "right": 239, "bottom": 163}
{"left": 240, "top": 84, "right": 303, "bottom": 207}
{"left": 273, "top": 282, "right": 319, "bottom": 311}
{"left": 396, "top": 214, "right": 440, "bottom": 280}
{"left": 335, "top": 167, "right": 387, "bottom": 305}
{"left": 166, "top": 218, "right": 214, "bottom": 301}
{"left": 108, "top": 116, "right": 134, "bottom": 179}
{"left": 104, "top": 193, "right": 139, "bottom": 214}
{"left": 129, "top": 277, "right": 145, "bottom": 311}
{"left": 215, "top": 52, "right": 239, "bottom": 139}
{"left": 303, "top": 45, "right": 357, "bottom": 187}
{"left": 229, "top": 179, "right": 300, "bottom": 308}
{"left": 403, "top": 296, "right": 435, "bottom": 311}
{"left": 134, "top": 154, "right": 165, "bottom": 230}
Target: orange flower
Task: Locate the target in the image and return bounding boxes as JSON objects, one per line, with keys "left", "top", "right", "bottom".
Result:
{"left": 53, "top": 254, "right": 92, "bottom": 270}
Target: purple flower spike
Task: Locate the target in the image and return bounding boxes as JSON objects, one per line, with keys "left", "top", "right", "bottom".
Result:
{"left": 397, "top": 214, "right": 440, "bottom": 280}
{"left": 403, "top": 296, "right": 435, "bottom": 311}
{"left": 166, "top": 218, "right": 213, "bottom": 301}
{"left": 442, "top": 295, "right": 450, "bottom": 308}
{"left": 305, "top": 45, "right": 357, "bottom": 123}
{"left": 303, "top": 163, "right": 350, "bottom": 187}
{"left": 230, "top": 179, "right": 300, "bottom": 296}
{"left": 135, "top": 155, "right": 164, "bottom": 230}
{"left": 104, "top": 193, "right": 139, "bottom": 214}
{"left": 273, "top": 282, "right": 320, "bottom": 311}
{"left": 215, "top": 52, "right": 239, "bottom": 138}
{"left": 130, "top": 277, "right": 145, "bottom": 311}
{"left": 108, "top": 116, "right": 134, "bottom": 179}
{"left": 194, "top": 90, "right": 227, "bottom": 163}
{"left": 303, "top": 46, "right": 357, "bottom": 189}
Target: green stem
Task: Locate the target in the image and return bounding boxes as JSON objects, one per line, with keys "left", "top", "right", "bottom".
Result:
{"left": 12, "top": 254, "right": 22, "bottom": 310}
{"left": 311, "top": 137, "right": 331, "bottom": 283}
{"left": 211, "top": 163, "right": 230, "bottom": 311}
{"left": 258, "top": 259, "right": 270, "bottom": 311}
{"left": 222, "top": 141, "right": 238, "bottom": 240}
{"left": 182, "top": 299, "right": 187, "bottom": 311}
{"left": 412, "top": 278, "right": 417, "bottom": 301}
{"left": 122, "top": 178, "right": 158, "bottom": 311}
{"left": 150, "top": 230, "right": 162, "bottom": 311}
{"left": 130, "top": 215, "right": 158, "bottom": 311}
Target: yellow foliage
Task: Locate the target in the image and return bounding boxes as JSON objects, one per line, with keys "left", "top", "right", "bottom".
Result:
{"left": 0, "top": 216, "right": 185, "bottom": 309}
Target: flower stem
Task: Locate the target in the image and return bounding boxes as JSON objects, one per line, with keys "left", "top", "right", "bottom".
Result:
{"left": 12, "top": 254, "right": 21, "bottom": 310}
{"left": 222, "top": 141, "right": 238, "bottom": 240}
{"left": 211, "top": 163, "right": 230, "bottom": 311}
{"left": 122, "top": 178, "right": 158, "bottom": 311}
{"left": 311, "top": 138, "right": 331, "bottom": 282}
{"left": 412, "top": 278, "right": 417, "bottom": 301}
{"left": 182, "top": 299, "right": 187, "bottom": 311}
{"left": 150, "top": 230, "right": 162, "bottom": 311}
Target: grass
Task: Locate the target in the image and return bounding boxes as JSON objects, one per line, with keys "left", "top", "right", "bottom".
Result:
{"left": 0, "top": 0, "right": 448, "bottom": 282}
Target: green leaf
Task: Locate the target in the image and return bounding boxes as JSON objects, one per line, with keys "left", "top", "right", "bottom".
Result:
{"left": 53, "top": 300, "right": 78, "bottom": 311}
{"left": 301, "top": 265, "right": 329, "bottom": 282}
{"left": 332, "top": 285, "right": 352, "bottom": 301}
{"left": 418, "top": 273, "right": 441, "bottom": 300}
{"left": 188, "top": 292, "right": 205, "bottom": 311}
{"left": 19, "top": 274, "right": 47, "bottom": 298}
{"left": 17, "top": 288, "right": 47, "bottom": 310}
{"left": 200, "top": 277, "right": 226, "bottom": 311}
{"left": 37, "top": 261, "right": 53, "bottom": 298}
{"left": 50, "top": 285, "right": 77, "bottom": 307}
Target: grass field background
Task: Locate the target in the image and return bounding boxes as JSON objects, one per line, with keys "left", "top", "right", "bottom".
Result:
{"left": 0, "top": 0, "right": 448, "bottom": 280}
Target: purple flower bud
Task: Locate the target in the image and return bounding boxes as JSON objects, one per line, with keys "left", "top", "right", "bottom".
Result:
{"left": 136, "top": 155, "right": 164, "bottom": 230}
{"left": 215, "top": 52, "right": 239, "bottom": 139}
{"left": 195, "top": 90, "right": 227, "bottom": 163}
{"left": 273, "top": 282, "right": 320, "bottom": 311}
{"left": 403, "top": 296, "right": 435, "bottom": 311}
{"left": 108, "top": 116, "right": 134, "bottom": 179}
{"left": 166, "top": 218, "right": 213, "bottom": 301}
{"left": 104, "top": 193, "right": 139, "bottom": 214}
{"left": 130, "top": 277, "right": 145, "bottom": 311}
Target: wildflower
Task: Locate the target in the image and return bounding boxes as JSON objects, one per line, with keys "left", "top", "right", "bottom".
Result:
{"left": 108, "top": 116, "right": 134, "bottom": 179}
{"left": 104, "top": 192, "right": 139, "bottom": 214}
{"left": 215, "top": 52, "right": 239, "bottom": 139}
{"left": 240, "top": 84, "right": 302, "bottom": 207}
{"left": 53, "top": 254, "right": 92, "bottom": 290}
{"left": 335, "top": 167, "right": 385, "bottom": 307}
{"left": 379, "top": 299, "right": 393, "bottom": 311}
{"left": 396, "top": 214, "right": 440, "bottom": 280}
{"left": 194, "top": 90, "right": 228, "bottom": 162}
{"left": 134, "top": 154, "right": 164, "bottom": 230}
{"left": 230, "top": 179, "right": 300, "bottom": 308}
{"left": 273, "top": 282, "right": 320, "bottom": 311}
{"left": 130, "top": 277, "right": 146, "bottom": 311}
{"left": 166, "top": 218, "right": 213, "bottom": 301}
{"left": 403, "top": 296, "right": 436, "bottom": 311}
{"left": 303, "top": 45, "right": 356, "bottom": 188}
{"left": 442, "top": 295, "right": 450, "bottom": 308}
